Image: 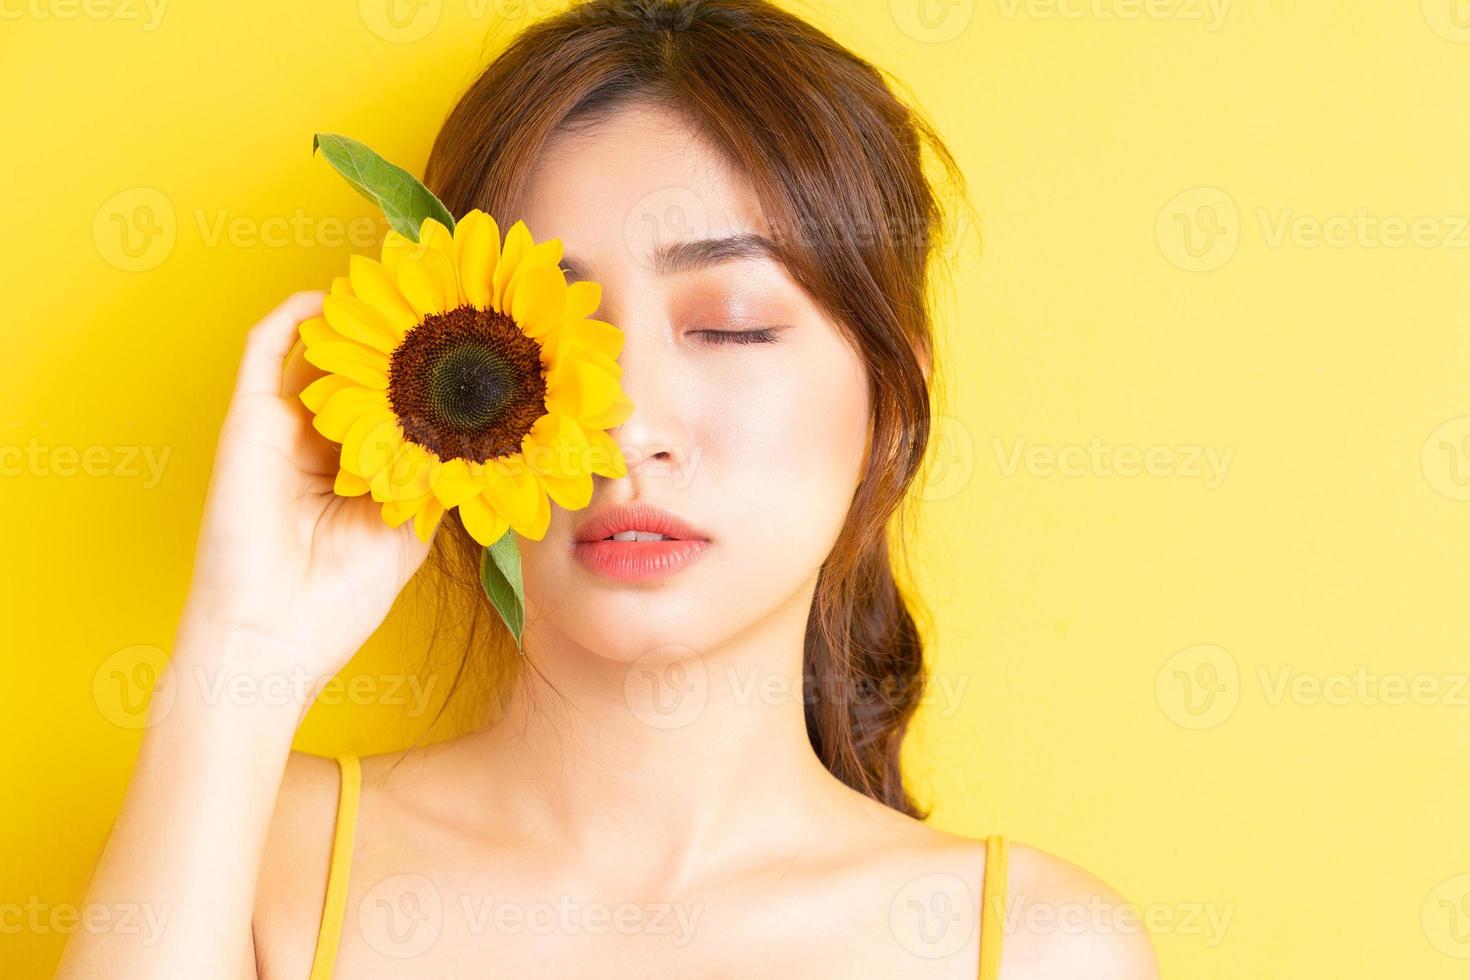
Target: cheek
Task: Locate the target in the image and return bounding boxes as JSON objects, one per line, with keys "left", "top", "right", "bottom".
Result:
{"left": 699, "top": 343, "right": 868, "bottom": 546}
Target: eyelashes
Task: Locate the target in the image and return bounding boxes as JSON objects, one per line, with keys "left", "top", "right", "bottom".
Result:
{"left": 689, "top": 327, "right": 781, "bottom": 346}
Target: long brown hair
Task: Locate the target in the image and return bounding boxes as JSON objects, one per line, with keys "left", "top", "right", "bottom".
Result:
{"left": 413, "top": 0, "right": 967, "bottom": 819}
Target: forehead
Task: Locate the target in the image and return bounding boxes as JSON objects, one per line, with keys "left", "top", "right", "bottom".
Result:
{"left": 520, "top": 101, "right": 773, "bottom": 276}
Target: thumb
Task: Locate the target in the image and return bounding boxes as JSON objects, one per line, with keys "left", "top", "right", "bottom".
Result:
{"left": 230, "top": 291, "right": 325, "bottom": 406}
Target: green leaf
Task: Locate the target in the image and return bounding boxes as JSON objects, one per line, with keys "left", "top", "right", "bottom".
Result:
{"left": 311, "top": 132, "right": 455, "bottom": 242}
{"left": 480, "top": 529, "right": 526, "bottom": 650}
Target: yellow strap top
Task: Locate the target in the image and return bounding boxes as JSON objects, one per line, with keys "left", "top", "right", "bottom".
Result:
{"left": 308, "top": 754, "right": 359, "bottom": 980}
{"left": 304, "top": 755, "right": 1008, "bottom": 980}
{"left": 979, "top": 834, "right": 1009, "bottom": 980}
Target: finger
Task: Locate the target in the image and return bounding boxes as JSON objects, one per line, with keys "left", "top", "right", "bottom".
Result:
{"left": 280, "top": 334, "right": 326, "bottom": 401}
{"left": 277, "top": 335, "right": 342, "bottom": 478}
{"left": 231, "top": 291, "right": 325, "bottom": 402}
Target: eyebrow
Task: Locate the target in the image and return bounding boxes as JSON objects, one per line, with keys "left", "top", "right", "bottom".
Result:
{"left": 560, "top": 232, "right": 782, "bottom": 282}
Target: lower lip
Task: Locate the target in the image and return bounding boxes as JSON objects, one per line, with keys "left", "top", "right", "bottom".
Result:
{"left": 573, "top": 537, "right": 711, "bottom": 582}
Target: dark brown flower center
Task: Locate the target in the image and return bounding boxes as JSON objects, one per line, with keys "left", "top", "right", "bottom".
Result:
{"left": 387, "top": 305, "right": 546, "bottom": 464}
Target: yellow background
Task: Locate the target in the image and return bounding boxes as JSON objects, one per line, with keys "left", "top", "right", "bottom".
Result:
{"left": 6, "top": 1, "right": 1469, "bottom": 977}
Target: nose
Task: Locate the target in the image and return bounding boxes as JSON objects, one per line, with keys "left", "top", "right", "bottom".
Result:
{"left": 605, "top": 330, "right": 694, "bottom": 488}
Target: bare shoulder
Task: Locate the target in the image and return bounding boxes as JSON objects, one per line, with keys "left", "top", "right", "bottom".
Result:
{"left": 817, "top": 796, "right": 1157, "bottom": 977}
{"left": 252, "top": 750, "right": 344, "bottom": 979}
{"left": 997, "top": 840, "right": 1161, "bottom": 980}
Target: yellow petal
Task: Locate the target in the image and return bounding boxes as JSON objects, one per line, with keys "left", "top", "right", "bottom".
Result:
{"left": 431, "top": 252, "right": 462, "bottom": 309}
{"left": 303, "top": 341, "right": 389, "bottom": 390}
{"left": 370, "top": 442, "right": 435, "bottom": 502}
{"left": 330, "top": 275, "right": 354, "bottom": 297}
{"left": 418, "top": 228, "right": 462, "bottom": 309}
{"left": 545, "top": 357, "right": 623, "bottom": 428}
{"left": 569, "top": 351, "right": 621, "bottom": 389}
{"left": 429, "top": 457, "right": 487, "bottom": 509}
{"left": 480, "top": 454, "right": 544, "bottom": 528}
{"left": 570, "top": 319, "right": 623, "bottom": 360}
{"left": 458, "top": 493, "right": 510, "bottom": 547}
{"left": 413, "top": 496, "right": 445, "bottom": 542}
{"left": 333, "top": 469, "right": 371, "bottom": 497}
{"left": 581, "top": 387, "right": 634, "bottom": 431}
{"left": 380, "top": 225, "right": 450, "bottom": 261}
{"left": 299, "top": 373, "right": 359, "bottom": 414}
{"left": 538, "top": 470, "right": 594, "bottom": 510}
{"left": 522, "top": 412, "right": 591, "bottom": 478}
{"left": 349, "top": 254, "right": 419, "bottom": 333}
{"left": 341, "top": 414, "right": 402, "bottom": 479}
{"left": 311, "top": 385, "right": 391, "bottom": 443}
{"left": 299, "top": 315, "right": 349, "bottom": 349}
{"left": 565, "top": 280, "right": 602, "bottom": 320}
{"left": 380, "top": 492, "right": 427, "bottom": 528}
{"left": 379, "top": 230, "right": 414, "bottom": 273}
{"left": 513, "top": 485, "right": 552, "bottom": 541}
{"left": 510, "top": 267, "right": 568, "bottom": 339}
{"left": 542, "top": 318, "right": 623, "bottom": 372}
{"left": 419, "top": 217, "right": 455, "bottom": 256}
{"left": 584, "top": 427, "right": 628, "bottom": 479}
{"left": 394, "top": 248, "right": 457, "bottom": 319}
{"left": 501, "top": 238, "right": 563, "bottom": 314}
{"left": 323, "top": 294, "right": 403, "bottom": 354}
{"left": 491, "top": 220, "right": 533, "bottom": 312}
{"left": 454, "top": 209, "right": 499, "bottom": 309}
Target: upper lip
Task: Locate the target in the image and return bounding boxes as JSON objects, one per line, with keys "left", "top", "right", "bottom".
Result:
{"left": 572, "top": 501, "right": 710, "bottom": 543}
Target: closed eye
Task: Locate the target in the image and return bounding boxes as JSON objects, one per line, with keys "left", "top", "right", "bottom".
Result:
{"left": 690, "top": 327, "right": 781, "bottom": 346}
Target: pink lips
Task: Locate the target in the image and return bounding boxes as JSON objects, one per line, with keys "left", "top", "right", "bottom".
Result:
{"left": 572, "top": 501, "right": 711, "bottom": 582}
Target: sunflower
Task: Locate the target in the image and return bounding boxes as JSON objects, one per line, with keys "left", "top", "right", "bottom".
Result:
{"left": 294, "top": 209, "right": 631, "bottom": 546}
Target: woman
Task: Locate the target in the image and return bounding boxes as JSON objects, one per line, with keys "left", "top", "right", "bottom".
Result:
{"left": 60, "top": 1, "right": 1159, "bottom": 977}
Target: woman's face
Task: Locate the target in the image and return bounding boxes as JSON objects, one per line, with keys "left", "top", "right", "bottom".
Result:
{"left": 516, "top": 101, "right": 871, "bottom": 663}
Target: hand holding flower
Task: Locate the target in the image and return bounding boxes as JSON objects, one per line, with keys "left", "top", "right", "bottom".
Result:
{"left": 178, "top": 290, "right": 434, "bottom": 693}
{"left": 291, "top": 134, "right": 633, "bottom": 647}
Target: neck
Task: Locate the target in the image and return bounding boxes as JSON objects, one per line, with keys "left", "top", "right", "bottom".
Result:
{"left": 462, "top": 582, "right": 846, "bottom": 885}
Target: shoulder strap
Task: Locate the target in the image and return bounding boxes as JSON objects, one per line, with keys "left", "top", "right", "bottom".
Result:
{"left": 977, "top": 834, "right": 1009, "bottom": 980}
{"left": 308, "top": 754, "right": 360, "bottom": 980}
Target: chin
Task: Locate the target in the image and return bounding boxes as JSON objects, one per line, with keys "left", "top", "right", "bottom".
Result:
{"left": 528, "top": 586, "right": 719, "bottom": 665}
